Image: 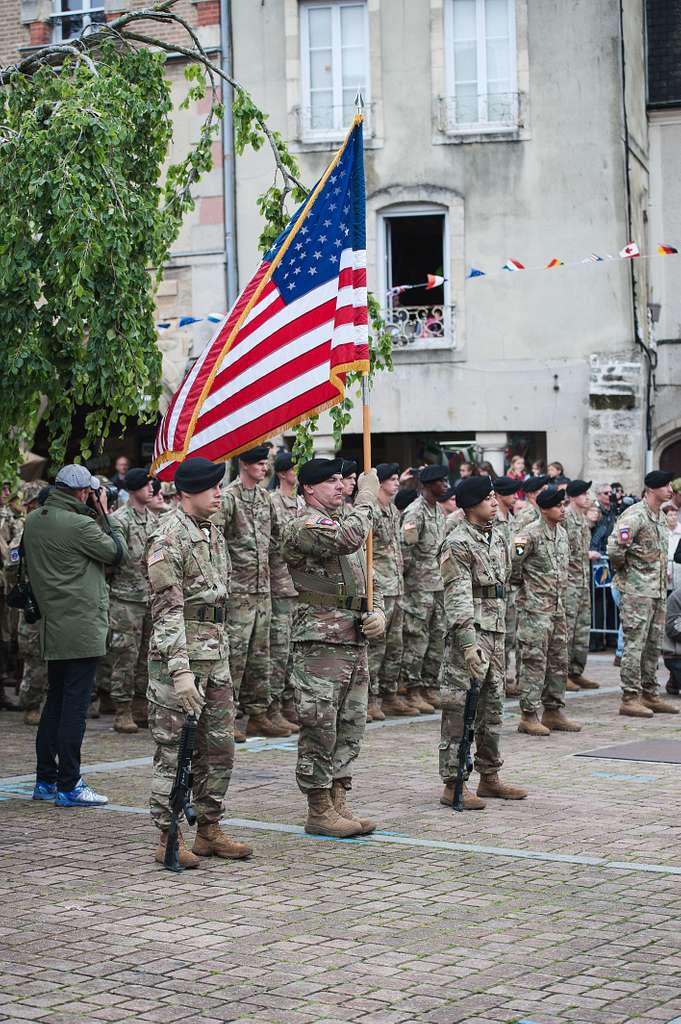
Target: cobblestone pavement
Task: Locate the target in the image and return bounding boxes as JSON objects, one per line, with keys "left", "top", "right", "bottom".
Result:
{"left": 2, "top": 654, "right": 681, "bottom": 1024}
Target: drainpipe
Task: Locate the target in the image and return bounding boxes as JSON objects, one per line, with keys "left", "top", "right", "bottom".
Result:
{"left": 220, "top": 0, "right": 238, "bottom": 308}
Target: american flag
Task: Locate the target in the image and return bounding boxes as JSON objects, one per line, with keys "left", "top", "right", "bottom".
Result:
{"left": 152, "top": 117, "right": 369, "bottom": 480}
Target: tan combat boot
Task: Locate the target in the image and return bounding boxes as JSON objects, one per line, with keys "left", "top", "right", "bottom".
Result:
{"left": 266, "top": 701, "right": 294, "bottom": 735}
{"left": 565, "top": 678, "right": 581, "bottom": 692}
{"left": 113, "top": 703, "right": 140, "bottom": 734}
{"left": 304, "top": 789, "right": 363, "bottom": 837}
{"left": 424, "top": 687, "right": 442, "bottom": 710}
{"left": 281, "top": 699, "right": 299, "bottom": 727}
{"left": 131, "top": 695, "right": 148, "bottom": 728}
{"left": 408, "top": 688, "right": 435, "bottom": 714}
{"left": 367, "top": 696, "right": 385, "bottom": 721}
{"left": 518, "top": 711, "right": 551, "bottom": 736}
{"left": 541, "top": 708, "right": 582, "bottom": 732}
{"left": 234, "top": 717, "right": 248, "bottom": 742}
{"left": 619, "top": 698, "right": 654, "bottom": 718}
{"left": 477, "top": 772, "right": 528, "bottom": 800}
{"left": 381, "top": 693, "right": 419, "bottom": 717}
{"left": 641, "top": 693, "right": 680, "bottom": 715}
{"left": 440, "top": 783, "right": 486, "bottom": 810}
{"left": 331, "top": 778, "right": 376, "bottom": 835}
{"left": 246, "top": 712, "right": 290, "bottom": 738}
{"left": 23, "top": 707, "right": 41, "bottom": 726}
{"left": 192, "top": 823, "right": 253, "bottom": 860}
{"left": 570, "top": 674, "right": 600, "bottom": 690}
{"left": 155, "top": 829, "right": 201, "bottom": 869}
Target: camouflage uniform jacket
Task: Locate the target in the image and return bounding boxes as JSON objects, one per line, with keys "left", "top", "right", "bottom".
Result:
{"left": 216, "top": 480, "right": 277, "bottom": 595}
{"left": 269, "top": 490, "right": 302, "bottom": 598}
{"left": 565, "top": 505, "right": 591, "bottom": 590}
{"left": 372, "top": 501, "right": 404, "bottom": 597}
{"left": 401, "top": 496, "right": 445, "bottom": 592}
{"left": 494, "top": 508, "right": 514, "bottom": 560}
{"left": 607, "top": 500, "right": 668, "bottom": 598}
{"left": 282, "top": 497, "right": 381, "bottom": 645}
{"left": 511, "top": 517, "right": 569, "bottom": 615}
{"left": 440, "top": 519, "right": 510, "bottom": 647}
{"left": 147, "top": 507, "right": 231, "bottom": 681}
{"left": 445, "top": 508, "right": 465, "bottom": 535}
{"left": 512, "top": 502, "right": 539, "bottom": 533}
{"left": 109, "top": 504, "right": 158, "bottom": 603}
{"left": 0, "top": 506, "right": 22, "bottom": 592}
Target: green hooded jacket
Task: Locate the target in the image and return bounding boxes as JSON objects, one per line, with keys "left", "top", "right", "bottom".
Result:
{"left": 23, "top": 488, "right": 128, "bottom": 660}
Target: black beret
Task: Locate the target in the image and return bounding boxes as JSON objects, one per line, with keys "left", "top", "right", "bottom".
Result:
{"left": 524, "top": 474, "right": 549, "bottom": 494}
{"left": 274, "top": 451, "right": 294, "bottom": 473}
{"left": 645, "top": 470, "right": 674, "bottom": 488}
{"left": 341, "top": 459, "right": 358, "bottom": 478}
{"left": 494, "top": 475, "right": 522, "bottom": 497}
{"left": 420, "top": 464, "right": 449, "bottom": 484}
{"left": 395, "top": 488, "right": 418, "bottom": 511}
{"left": 377, "top": 462, "right": 400, "bottom": 483}
{"left": 437, "top": 486, "right": 458, "bottom": 503}
{"left": 566, "top": 479, "right": 591, "bottom": 497}
{"left": 123, "top": 468, "right": 150, "bottom": 492}
{"left": 239, "top": 445, "right": 270, "bottom": 464}
{"left": 174, "top": 458, "right": 226, "bottom": 494}
{"left": 298, "top": 457, "right": 344, "bottom": 486}
{"left": 457, "top": 475, "right": 493, "bottom": 510}
{"left": 537, "top": 485, "right": 565, "bottom": 509}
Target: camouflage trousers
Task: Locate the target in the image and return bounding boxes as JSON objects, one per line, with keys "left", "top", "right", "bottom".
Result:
{"left": 368, "top": 594, "right": 403, "bottom": 696}
{"left": 291, "top": 640, "right": 368, "bottom": 793}
{"left": 17, "top": 616, "right": 47, "bottom": 711}
{"left": 0, "top": 595, "right": 18, "bottom": 684}
{"left": 439, "top": 629, "right": 505, "bottom": 782}
{"left": 399, "top": 590, "right": 446, "bottom": 692}
{"left": 147, "top": 657, "right": 234, "bottom": 830}
{"left": 566, "top": 584, "right": 591, "bottom": 677}
{"left": 109, "top": 597, "right": 151, "bottom": 705}
{"left": 517, "top": 608, "right": 567, "bottom": 713}
{"left": 270, "top": 595, "right": 295, "bottom": 706}
{"left": 226, "top": 592, "right": 271, "bottom": 717}
{"left": 619, "top": 592, "right": 665, "bottom": 699}
{"left": 505, "top": 589, "right": 517, "bottom": 677}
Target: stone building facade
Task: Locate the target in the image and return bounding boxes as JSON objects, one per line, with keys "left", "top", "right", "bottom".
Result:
{"left": 3, "top": 0, "right": 678, "bottom": 485}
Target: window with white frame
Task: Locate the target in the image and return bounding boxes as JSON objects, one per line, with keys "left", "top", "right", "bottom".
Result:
{"left": 52, "top": 0, "right": 105, "bottom": 42}
{"left": 444, "top": 0, "right": 517, "bottom": 132}
{"left": 299, "top": 1, "right": 369, "bottom": 139}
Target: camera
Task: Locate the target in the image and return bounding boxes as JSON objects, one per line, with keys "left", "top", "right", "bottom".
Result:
{"left": 87, "top": 484, "right": 119, "bottom": 512}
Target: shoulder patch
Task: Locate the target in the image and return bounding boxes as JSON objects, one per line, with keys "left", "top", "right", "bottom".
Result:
{"left": 9, "top": 547, "right": 20, "bottom": 563}
{"left": 148, "top": 549, "right": 165, "bottom": 566}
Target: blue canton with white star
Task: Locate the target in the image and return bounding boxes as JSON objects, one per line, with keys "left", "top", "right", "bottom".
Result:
{"left": 266, "top": 123, "right": 366, "bottom": 304}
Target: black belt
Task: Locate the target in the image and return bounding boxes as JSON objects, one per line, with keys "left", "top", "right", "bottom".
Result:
{"left": 185, "top": 606, "right": 224, "bottom": 623}
{"left": 297, "top": 590, "right": 368, "bottom": 614}
{"left": 472, "top": 584, "right": 506, "bottom": 599}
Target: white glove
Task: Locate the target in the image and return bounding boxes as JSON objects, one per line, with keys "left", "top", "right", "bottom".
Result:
{"left": 463, "top": 645, "right": 486, "bottom": 680}
{"left": 173, "top": 671, "right": 204, "bottom": 715}
{"left": 361, "top": 609, "right": 386, "bottom": 639}
{"left": 356, "top": 469, "right": 380, "bottom": 502}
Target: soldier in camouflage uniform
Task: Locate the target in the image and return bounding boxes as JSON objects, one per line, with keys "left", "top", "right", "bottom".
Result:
{"left": 607, "top": 470, "right": 679, "bottom": 718}
{"left": 0, "top": 487, "right": 23, "bottom": 710}
{"left": 492, "top": 476, "right": 521, "bottom": 694}
{"left": 368, "top": 464, "right": 409, "bottom": 719}
{"left": 147, "top": 457, "right": 252, "bottom": 868}
{"left": 217, "top": 446, "right": 286, "bottom": 740}
{"left": 398, "top": 464, "right": 448, "bottom": 713}
{"left": 269, "top": 451, "right": 302, "bottom": 733}
{"left": 564, "top": 479, "right": 600, "bottom": 691}
{"left": 512, "top": 486, "right": 581, "bottom": 735}
{"left": 512, "top": 474, "right": 549, "bottom": 532}
{"left": 282, "top": 459, "right": 385, "bottom": 839}
{"left": 438, "top": 476, "right": 527, "bottom": 809}
{"left": 108, "top": 469, "right": 158, "bottom": 734}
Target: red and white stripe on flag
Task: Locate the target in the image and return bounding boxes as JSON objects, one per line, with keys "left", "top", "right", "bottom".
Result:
{"left": 152, "top": 118, "right": 369, "bottom": 480}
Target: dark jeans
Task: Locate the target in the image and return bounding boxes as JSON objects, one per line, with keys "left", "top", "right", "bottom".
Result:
{"left": 36, "top": 658, "right": 99, "bottom": 791}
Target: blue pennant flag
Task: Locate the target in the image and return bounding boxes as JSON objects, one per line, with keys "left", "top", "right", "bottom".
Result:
{"left": 467, "top": 268, "right": 486, "bottom": 279}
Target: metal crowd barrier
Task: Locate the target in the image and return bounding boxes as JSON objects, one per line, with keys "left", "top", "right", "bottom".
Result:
{"left": 590, "top": 557, "right": 620, "bottom": 641}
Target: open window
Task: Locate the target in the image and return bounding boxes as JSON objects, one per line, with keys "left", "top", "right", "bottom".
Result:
{"left": 380, "top": 206, "right": 454, "bottom": 349}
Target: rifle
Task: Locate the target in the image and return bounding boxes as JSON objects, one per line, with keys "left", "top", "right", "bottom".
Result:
{"left": 164, "top": 713, "right": 198, "bottom": 872}
{"left": 452, "top": 677, "right": 481, "bottom": 812}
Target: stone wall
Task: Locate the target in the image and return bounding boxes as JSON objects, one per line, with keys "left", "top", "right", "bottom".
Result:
{"left": 586, "top": 355, "right": 645, "bottom": 491}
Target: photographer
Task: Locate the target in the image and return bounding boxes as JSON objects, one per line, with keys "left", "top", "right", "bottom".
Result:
{"left": 23, "top": 465, "right": 128, "bottom": 807}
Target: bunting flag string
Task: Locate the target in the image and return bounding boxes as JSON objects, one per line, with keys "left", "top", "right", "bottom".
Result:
{"left": 387, "top": 273, "right": 446, "bottom": 297}
{"left": 466, "top": 242, "right": 679, "bottom": 281}
{"left": 157, "top": 313, "right": 224, "bottom": 331}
